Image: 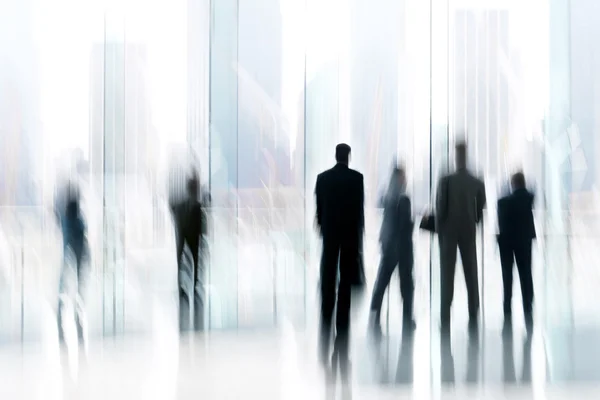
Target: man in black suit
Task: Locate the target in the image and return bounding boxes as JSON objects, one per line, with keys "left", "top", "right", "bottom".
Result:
{"left": 170, "top": 172, "right": 208, "bottom": 331}
{"left": 497, "top": 172, "right": 536, "bottom": 327}
{"left": 315, "top": 143, "right": 364, "bottom": 377}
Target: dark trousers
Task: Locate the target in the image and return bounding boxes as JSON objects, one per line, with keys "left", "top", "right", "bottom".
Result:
{"left": 176, "top": 233, "right": 204, "bottom": 331}
{"left": 319, "top": 236, "right": 357, "bottom": 364}
{"left": 439, "top": 231, "right": 479, "bottom": 327}
{"left": 370, "top": 243, "right": 414, "bottom": 322}
{"left": 58, "top": 239, "right": 86, "bottom": 340}
{"left": 498, "top": 238, "right": 533, "bottom": 315}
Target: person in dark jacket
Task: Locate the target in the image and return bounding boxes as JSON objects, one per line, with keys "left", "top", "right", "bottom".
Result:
{"left": 369, "top": 166, "right": 415, "bottom": 337}
{"left": 56, "top": 181, "right": 88, "bottom": 341}
{"left": 436, "top": 141, "right": 486, "bottom": 333}
{"left": 170, "top": 171, "right": 208, "bottom": 331}
{"left": 315, "top": 143, "right": 364, "bottom": 380}
{"left": 497, "top": 172, "right": 536, "bottom": 327}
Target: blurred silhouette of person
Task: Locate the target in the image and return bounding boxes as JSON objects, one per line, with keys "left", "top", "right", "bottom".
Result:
{"left": 369, "top": 165, "right": 415, "bottom": 338}
{"left": 497, "top": 171, "right": 536, "bottom": 330}
{"left": 170, "top": 170, "right": 208, "bottom": 331}
{"left": 55, "top": 181, "right": 88, "bottom": 342}
{"left": 315, "top": 143, "right": 364, "bottom": 381}
{"left": 436, "top": 141, "right": 486, "bottom": 333}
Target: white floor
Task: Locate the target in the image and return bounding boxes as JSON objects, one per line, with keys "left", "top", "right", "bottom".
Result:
{"left": 1, "top": 314, "right": 600, "bottom": 400}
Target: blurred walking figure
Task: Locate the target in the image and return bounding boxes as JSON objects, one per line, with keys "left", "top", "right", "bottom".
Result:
{"left": 369, "top": 165, "right": 415, "bottom": 338}
{"left": 315, "top": 143, "right": 364, "bottom": 381}
{"left": 497, "top": 172, "right": 536, "bottom": 329}
{"left": 170, "top": 170, "right": 208, "bottom": 331}
{"left": 55, "top": 181, "right": 89, "bottom": 342}
{"left": 435, "top": 141, "right": 486, "bottom": 333}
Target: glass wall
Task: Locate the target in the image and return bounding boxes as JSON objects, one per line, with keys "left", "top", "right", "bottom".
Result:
{"left": 569, "top": 0, "right": 600, "bottom": 325}
{"left": 0, "top": 0, "right": 585, "bottom": 342}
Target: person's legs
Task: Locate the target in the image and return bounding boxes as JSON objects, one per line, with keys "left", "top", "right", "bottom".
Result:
{"left": 498, "top": 237, "right": 515, "bottom": 316}
{"left": 176, "top": 235, "right": 190, "bottom": 331}
{"left": 458, "top": 233, "right": 480, "bottom": 321}
{"left": 74, "top": 242, "right": 86, "bottom": 341}
{"left": 369, "top": 245, "right": 398, "bottom": 329}
{"left": 397, "top": 248, "right": 415, "bottom": 327}
{"left": 319, "top": 238, "right": 339, "bottom": 366}
{"left": 439, "top": 234, "right": 458, "bottom": 330}
{"left": 57, "top": 243, "right": 69, "bottom": 341}
{"left": 189, "top": 237, "right": 204, "bottom": 331}
{"left": 335, "top": 240, "right": 357, "bottom": 380}
{"left": 514, "top": 240, "right": 534, "bottom": 317}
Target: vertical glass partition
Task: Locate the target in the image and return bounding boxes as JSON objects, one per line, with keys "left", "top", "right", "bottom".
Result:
{"left": 303, "top": 0, "right": 344, "bottom": 328}
{"left": 102, "top": 8, "right": 126, "bottom": 336}
{"left": 544, "top": 0, "right": 572, "bottom": 329}
{"left": 429, "top": 0, "right": 450, "bottom": 333}
{"left": 209, "top": 0, "right": 240, "bottom": 329}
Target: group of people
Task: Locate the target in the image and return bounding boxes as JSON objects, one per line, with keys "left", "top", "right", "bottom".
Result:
{"left": 315, "top": 141, "right": 536, "bottom": 381}
{"left": 53, "top": 141, "right": 535, "bottom": 384}
{"left": 55, "top": 169, "right": 209, "bottom": 340}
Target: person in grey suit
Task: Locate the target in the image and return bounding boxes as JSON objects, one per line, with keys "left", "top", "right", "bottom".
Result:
{"left": 369, "top": 165, "right": 416, "bottom": 337}
{"left": 435, "top": 141, "right": 486, "bottom": 332}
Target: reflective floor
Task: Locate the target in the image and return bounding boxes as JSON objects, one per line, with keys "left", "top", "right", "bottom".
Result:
{"left": 1, "top": 293, "right": 600, "bottom": 400}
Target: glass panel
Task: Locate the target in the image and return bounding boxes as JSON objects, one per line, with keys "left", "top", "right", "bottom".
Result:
{"left": 209, "top": 0, "right": 239, "bottom": 329}
{"left": 102, "top": 8, "right": 126, "bottom": 335}
{"left": 304, "top": 0, "right": 344, "bottom": 328}
{"left": 570, "top": 0, "right": 600, "bottom": 324}
{"left": 430, "top": 0, "right": 450, "bottom": 332}
{"left": 544, "top": 0, "right": 572, "bottom": 329}
{"left": 117, "top": 0, "right": 192, "bottom": 334}
{"left": 235, "top": 0, "right": 306, "bottom": 328}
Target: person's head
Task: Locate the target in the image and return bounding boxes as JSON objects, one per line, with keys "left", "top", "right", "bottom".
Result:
{"left": 335, "top": 143, "right": 351, "bottom": 165}
{"left": 455, "top": 141, "right": 467, "bottom": 169}
{"left": 393, "top": 165, "right": 406, "bottom": 186}
{"left": 511, "top": 172, "right": 526, "bottom": 191}
{"left": 387, "top": 165, "right": 406, "bottom": 194}
{"left": 66, "top": 180, "right": 80, "bottom": 202}
{"left": 187, "top": 174, "right": 199, "bottom": 198}
{"left": 66, "top": 199, "right": 79, "bottom": 218}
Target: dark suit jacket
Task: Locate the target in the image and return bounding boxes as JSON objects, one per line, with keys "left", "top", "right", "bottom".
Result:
{"left": 315, "top": 163, "right": 364, "bottom": 243}
{"left": 171, "top": 199, "right": 207, "bottom": 255}
{"left": 436, "top": 169, "right": 486, "bottom": 236}
{"left": 379, "top": 194, "right": 413, "bottom": 250}
{"left": 315, "top": 163, "right": 365, "bottom": 287}
{"left": 497, "top": 188, "right": 536, "bottom": 246}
